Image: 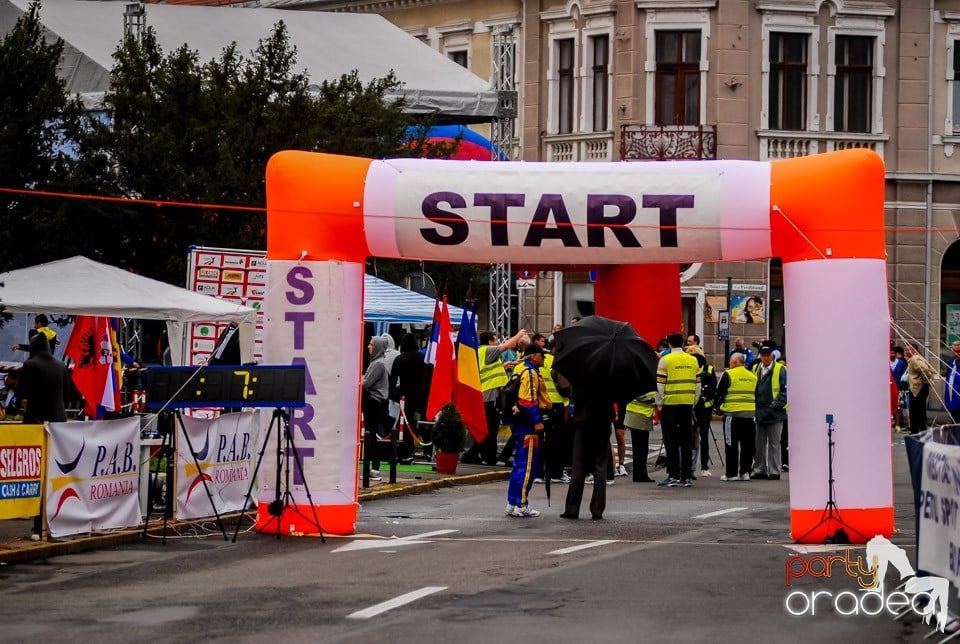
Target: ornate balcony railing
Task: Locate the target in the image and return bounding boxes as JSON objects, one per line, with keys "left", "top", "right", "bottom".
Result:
{"left": 543, "top": 131, "right": 614, "bottom": 162}
{"left": 620, "top": 124, "right": 716, "bottom": 161}
{"left": 758, "top": 130, "right": 888, "bottom": 161}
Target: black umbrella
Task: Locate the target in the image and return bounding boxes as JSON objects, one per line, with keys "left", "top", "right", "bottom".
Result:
{"left": 552, "top": 315, "right": 660, "bottom": 404}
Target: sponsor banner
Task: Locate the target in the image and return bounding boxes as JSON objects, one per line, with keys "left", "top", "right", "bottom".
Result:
{"left": 187, "top": 248, "right": 266, "bottom": 366}
{"left": 46, "top": 418, "right": 141, "bottom": 538}
{"left": 0, "top": 424, "right": 45, "bottom": 519}
{"left": 175, "top": 412, "right": 259, "bottom": 520}
{"left": 918, "top": 441, "right": 960, "bottom": 586}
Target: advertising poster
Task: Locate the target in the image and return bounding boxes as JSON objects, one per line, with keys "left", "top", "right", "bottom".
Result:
{"left": 46, "top": 418, "right": 141, "bottom": 537}
{"left": 705, "top": 295, "right": 726, "bottom": 323}
{"left": 0, "top": 424, "right": 44, "bottom": 519}
{"left": 947, "top": 304, "right": 960, "bottom": 345}
{"left": 732, "top": 294, "right": 765, "bottom": 324}
{"left": 175, "top": 412, "right": 258, "bottom": 520}
{"left": 187, "top": 248, "right": 266, "bottom": 366}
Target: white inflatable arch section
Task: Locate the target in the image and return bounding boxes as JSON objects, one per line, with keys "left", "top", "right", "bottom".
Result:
{"left": 259, "top": 148, "right": 891, "bottom": 543}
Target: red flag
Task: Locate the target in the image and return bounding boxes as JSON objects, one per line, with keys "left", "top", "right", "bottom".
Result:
{"left": 64, "top": 316, "right": 114, "bottom": 418}
{"left": 453, "top": 305, "right": 487, "bottom": 442}
{"left": 425, "top": 297, "right": 455, "bottom": 421}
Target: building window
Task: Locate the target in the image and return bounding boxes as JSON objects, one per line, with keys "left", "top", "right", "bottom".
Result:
{"left": 557, "top": 38, "right": 575, "bottom": 134}
{"left": 655, "top": 30, "right": 701, "bottom": 126}
{"left": 834, "top": 35, "right": 873, "bottom": 133}
{"left": 448, "top": 50, "right": 468, "bottom": 68}
{"left": 953, "top": 43, "right": 960, "bottom": 133}
{"left": 769, "top": 32, "right": 807, "bottom": 130}
{"left": 591, "top": 35, "right": 609, "bottom": 132}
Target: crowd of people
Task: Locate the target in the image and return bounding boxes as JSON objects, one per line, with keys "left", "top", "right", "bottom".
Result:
{"left": 359, "top": 315, "right": 800, "bottom": 520}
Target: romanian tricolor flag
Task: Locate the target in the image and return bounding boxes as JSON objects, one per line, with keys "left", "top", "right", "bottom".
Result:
{"left": 453, "top": 304, "right": 487, "bottom": 442}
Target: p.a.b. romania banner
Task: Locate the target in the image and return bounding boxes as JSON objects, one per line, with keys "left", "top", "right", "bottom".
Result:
{"left": 46, "top": 417, "right": 141, "bottom": 538}
{"left": 0, "top": 424, "right": 45, "bottom": 519}
{"left": 176, "top": 411, "right": 258, "bottom": 520}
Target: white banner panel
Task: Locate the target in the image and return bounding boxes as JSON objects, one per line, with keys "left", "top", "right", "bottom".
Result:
{"left": 783, "top": 258, "right": 892, "bottom": 510}
{"left": 175, "top": 411, "right": 258, "bottom": 520}
{"left": 918, "top": 441, "right": 960, "bottom": 584}
{"left": 364, "top": 158, "right": 771, "bottom": 264}
{"left": 261, "top": 260, "right": 363, "bottom": 506}
{"left": 46, "top": 417, "right": 141, "bottom": 538}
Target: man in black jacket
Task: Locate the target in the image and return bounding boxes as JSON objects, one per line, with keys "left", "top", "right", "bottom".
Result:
{"left": 16, "top": 333, "right": 68, "bottom": 540}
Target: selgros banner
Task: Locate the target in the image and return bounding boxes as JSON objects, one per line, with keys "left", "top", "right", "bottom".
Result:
{"left": 46, "top": 418, "right": 141, "bottom": 538}
{"left": 0, "top": 424, "right": 45, "bottom": 519}
{"left": 917, "top": 440, "right": 960, "bottom": 585}
{"left": 176, "top": 412, "right": 258, "bottom": 520}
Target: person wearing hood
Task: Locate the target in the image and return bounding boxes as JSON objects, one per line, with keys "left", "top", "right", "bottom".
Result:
{"left": 362, "top": 336, "right": 391, "bottom": 482}
{"left": 13, "top": 314, "right": 59, "bottom": 356}
{"left": 15, "top": 333, "right": 68, "bottom": 541}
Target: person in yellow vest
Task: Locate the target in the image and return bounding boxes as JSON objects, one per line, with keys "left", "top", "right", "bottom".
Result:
{"left": 751, "top": 341, "right": 787, "bottom": 480}
{"left": 624, "top": 391, "right": 656, "bottom": 482}
{"left": 715, "top": 352, "right": 757, "bottom": 481}
{"left": 655, "top": 333, "right": 701, "bottom": 487}
{"left": 536, "top": 335, "right": 572, "bottom": 483}
{"left": 462, "top": 328, "right": 527, "bottom": 465}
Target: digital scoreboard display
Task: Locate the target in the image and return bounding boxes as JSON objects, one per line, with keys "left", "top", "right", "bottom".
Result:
{"left": 145, "top": 365, "right": 306, "bottom": 409}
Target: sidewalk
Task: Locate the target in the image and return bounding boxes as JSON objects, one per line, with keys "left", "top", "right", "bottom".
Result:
{"left": 0, "top": 459, "right": 511, "bottom": 565}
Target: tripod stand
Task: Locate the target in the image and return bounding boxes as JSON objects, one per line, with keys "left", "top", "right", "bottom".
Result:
{"left": 143, "top": 410, "right": 228, "bottom": 544}
{"left": 233, "top": 408, "right": 325, "bottom": 543}
{"left": 796, "top": 415, "right": 869, "bottom": 544}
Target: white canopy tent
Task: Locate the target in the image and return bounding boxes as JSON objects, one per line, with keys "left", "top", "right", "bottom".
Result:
{"left": 0, "top": 256, "right": 257, "bottom": 365}
{"left": 0, "top": 0, "right": 501, "bottom": 122}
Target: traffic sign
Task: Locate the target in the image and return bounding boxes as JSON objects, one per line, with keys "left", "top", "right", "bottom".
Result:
{"left": 718, "top": 309, "right": 730, "bottom": 341}
{"left": 516, "top": 270, "right": 538, "bottom": 280}
{"left": 516, "top": 279, "right": 536, "bottom": 289}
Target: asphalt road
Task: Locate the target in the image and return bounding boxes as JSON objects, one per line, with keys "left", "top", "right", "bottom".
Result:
{"left": 0, "top": 436, "right": 940, "bottom": 644}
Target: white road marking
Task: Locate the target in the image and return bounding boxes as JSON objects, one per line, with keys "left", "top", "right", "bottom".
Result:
{"left": 331, "top": 529, "right": 458, "bottom": 553}
{"left": 692, "top": 507, "right": 748, "bottom": 520}
{"left": 548, "top": 540, "right": 618, "bottom": 555}
{"left": 348, "top": 586, "right": 448, "bottom": 619}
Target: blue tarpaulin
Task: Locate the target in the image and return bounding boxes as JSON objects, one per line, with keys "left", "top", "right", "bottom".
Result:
{"left": 364, "top": 274, "right": 465, "bottom": 334}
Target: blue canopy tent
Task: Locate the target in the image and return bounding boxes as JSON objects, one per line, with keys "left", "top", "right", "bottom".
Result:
{"left": 364, "top": 274, "right": 466, "bottom": 335}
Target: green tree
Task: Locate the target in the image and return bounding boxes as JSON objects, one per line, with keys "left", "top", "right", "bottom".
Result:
{"left": 76, "top": 22, "right": 472, "bottom": 285}
{"left": 0, "top": 0, "right": 88, "bottom": 272}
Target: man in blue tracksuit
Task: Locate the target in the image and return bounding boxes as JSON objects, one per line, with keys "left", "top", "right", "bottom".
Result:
{"left": 506, "top": 343, "right": 552, "bottom": 517}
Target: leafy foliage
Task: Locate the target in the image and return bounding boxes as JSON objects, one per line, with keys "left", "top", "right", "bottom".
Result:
{"left": 432, "top": 402, "right": 467, "bottom": 453}
{"left": 5, "top": 10, "right": 479, "bottom": 286}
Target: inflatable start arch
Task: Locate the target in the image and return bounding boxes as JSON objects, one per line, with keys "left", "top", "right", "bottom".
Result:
{"left": 260, "top": 148, "right": 891, "bottom": 544}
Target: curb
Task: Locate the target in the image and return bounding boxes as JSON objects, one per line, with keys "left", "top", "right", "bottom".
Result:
{"left": 0, "top": 470, "right": 510, "bottom": 565}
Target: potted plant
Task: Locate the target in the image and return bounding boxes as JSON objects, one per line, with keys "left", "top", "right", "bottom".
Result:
{"left": 432, "top": 402, "right": 467, "bottom": 475}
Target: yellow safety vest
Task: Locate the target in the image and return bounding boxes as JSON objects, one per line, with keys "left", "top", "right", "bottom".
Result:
{"left": 658, "top": 351, "right": 700, "bottom": 405}
{"left": 720, "top": 366, "right": 757, "bottom": 413}
{"left": 541, "top": 354, "right": 566, "bottom": 404}
{"left": 627, "top": 392, "right": 656, "bottom": 417}
{"left": 479, "top": 345, "right": 508, "bottom": 391}
{"left": 752, "top": 361, "right": 788, "bottom": 412}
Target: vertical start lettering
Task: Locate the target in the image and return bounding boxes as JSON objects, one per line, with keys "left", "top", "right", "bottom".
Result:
{"left": 284, "top": 266, "right": 317, "bottom": 484}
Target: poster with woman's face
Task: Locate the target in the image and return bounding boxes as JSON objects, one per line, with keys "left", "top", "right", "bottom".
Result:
{"left": 732, "top": 295, "right": 765, "bottom": 324}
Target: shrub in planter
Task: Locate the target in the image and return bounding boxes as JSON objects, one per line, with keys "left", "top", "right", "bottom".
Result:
{"left": 432, "top": 402, "right": 467, "bottom": 454}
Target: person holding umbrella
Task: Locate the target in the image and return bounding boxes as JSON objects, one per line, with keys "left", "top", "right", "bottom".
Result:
{"left": 506, "top": 343, "right": 552, "bottom": 517}
{"left": 551, "top": 315, "right": 660, "bottom": 519}
{"left": 655, "top": 333, "right": 701, "bottom": 487}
